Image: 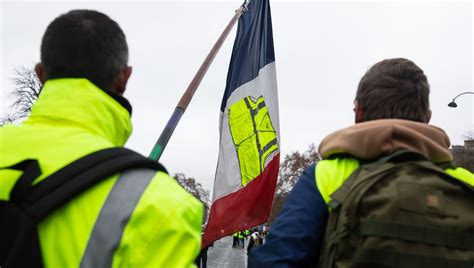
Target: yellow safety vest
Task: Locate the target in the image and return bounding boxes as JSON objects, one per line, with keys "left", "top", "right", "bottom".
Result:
{"left": 0, "top": 78, "right": 203, "bottom": 267}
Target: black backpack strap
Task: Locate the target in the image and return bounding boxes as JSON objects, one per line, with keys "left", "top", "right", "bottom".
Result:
{"left": 12, "top": 147, "right": 166, "bottom": 222}
{"left": 2, "top": 160, "right": 42, "bottom": 204}
{"left": 26, "top": 148, "right": 139, "bottom": 201}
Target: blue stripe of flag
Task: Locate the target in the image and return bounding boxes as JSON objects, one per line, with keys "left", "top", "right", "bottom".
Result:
{"left": 220, "top": 0, "right": 275, "bottom": 112}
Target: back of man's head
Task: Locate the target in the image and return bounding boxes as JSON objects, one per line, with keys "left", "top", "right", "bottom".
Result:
{"left": 355, "top": 58, "right": 430, "bottom": 123}
{"left": 40, "top": 10, "right": 128, "bottom": 91}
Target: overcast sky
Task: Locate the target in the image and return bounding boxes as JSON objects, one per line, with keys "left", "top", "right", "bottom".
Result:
{"left": 1, "top": 1, "right": 472, "bottom": 192}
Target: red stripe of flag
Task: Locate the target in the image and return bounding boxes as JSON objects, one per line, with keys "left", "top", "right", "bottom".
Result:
{"left": 202, "top": 154, "right": 280, "bottom": 248}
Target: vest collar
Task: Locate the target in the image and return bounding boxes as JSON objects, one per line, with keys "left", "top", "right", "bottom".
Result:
{"left": 25, "top": 78, "right": 133, "bottom": 146}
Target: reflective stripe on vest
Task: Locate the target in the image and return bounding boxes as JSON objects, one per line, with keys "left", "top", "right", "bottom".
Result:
{"left": 80, "top": 168, "right": 156, "bottom": 267}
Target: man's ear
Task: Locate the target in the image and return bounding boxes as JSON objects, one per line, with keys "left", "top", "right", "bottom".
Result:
{"left": 35, "top": 63, "right": 47, "bottom": 84}
{"left": 354, "top": 100, "right": 364, "bottom": 123}
{"left": 111, "top": 66, "right": 132, "bottom": 95}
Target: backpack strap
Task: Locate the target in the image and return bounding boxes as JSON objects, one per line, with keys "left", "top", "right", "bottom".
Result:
{"left": 9, "top": 147, "right": 166, "bottom": 222}
{"left": 328, "top": 150, "right": 428, "bottom": 210}
{"left": 363, "top": 149, "right": 427, "bottom": 170}
{"left": 353, "top": 248, "right": 473, "bottom": 268}
{"left": 3, "top": 160, "right": 42, "bottom": 204}
{"left": 358, "top": 220, "right": 474, "bottom": 250}
{"left": 328, "top": 149, "right": 474, "bottom": 210}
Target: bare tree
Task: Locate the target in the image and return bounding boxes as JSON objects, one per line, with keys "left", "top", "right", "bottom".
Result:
{"left": 276, "top": 143, "right": 321, "bottom": 194}
{"left": 1, "top": 66, "right": 42, "bottom": 125}
{"left": 451, "top": 133, "right": 474, "bottom": 172}
{"left": 173, "top": 173, "right": 211, "bottom": 222}
{"left": 0, "top": 114, "right": 18, "bottom": 126}
{"left": 463, "top": 131, "right": 474, "bottom": 141}
{"left": 268, "top": 144, "right": 321, "bottom": 225}
{"left": 173, "top": 173, "right": 210, "bottom": 206}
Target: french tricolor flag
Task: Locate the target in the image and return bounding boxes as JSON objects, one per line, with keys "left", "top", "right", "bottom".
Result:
{"left": 202, "top": 0, "right": 280, "bottom": 248}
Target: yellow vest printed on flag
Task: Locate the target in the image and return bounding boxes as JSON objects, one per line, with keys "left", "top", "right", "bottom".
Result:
{"left": 228, "top": 95, "right": 278, "bottom": 186}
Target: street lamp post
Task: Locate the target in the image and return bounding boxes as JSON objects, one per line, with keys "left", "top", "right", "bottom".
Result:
{"left": 448, "top": 92, "right": 474, "bottom": 108}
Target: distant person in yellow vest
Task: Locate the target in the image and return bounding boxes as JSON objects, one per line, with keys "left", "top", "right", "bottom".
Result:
{"left": 238, "top": 231, "right": 245, "bottom": 248}
{"left": 232, "top": 232, "right": 239, "bottom": 248}
{"left": 0, "top": 10, "right": 203, "bottom": 267}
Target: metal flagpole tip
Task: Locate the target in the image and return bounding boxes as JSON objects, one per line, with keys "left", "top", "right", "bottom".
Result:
{"left": 448, "top": 101, "right": 458, "bottom": 108}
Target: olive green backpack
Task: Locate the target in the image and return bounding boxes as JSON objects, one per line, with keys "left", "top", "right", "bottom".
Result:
{"left": 319, "top": 150, "right": 474, "bottom": 268}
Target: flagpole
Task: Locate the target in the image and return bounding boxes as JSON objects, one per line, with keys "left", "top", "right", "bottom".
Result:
{"left": 149, "top": 4, "right": 248, "bottom": 161}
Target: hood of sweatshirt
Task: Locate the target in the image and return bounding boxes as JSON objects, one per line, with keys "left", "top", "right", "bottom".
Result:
{"left": 319, "top": 119, "right": 452, "bottom": 163}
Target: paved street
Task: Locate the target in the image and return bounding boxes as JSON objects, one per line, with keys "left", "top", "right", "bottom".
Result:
{"left": 207, "top": 236, "right": 248, "bottom": 268}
